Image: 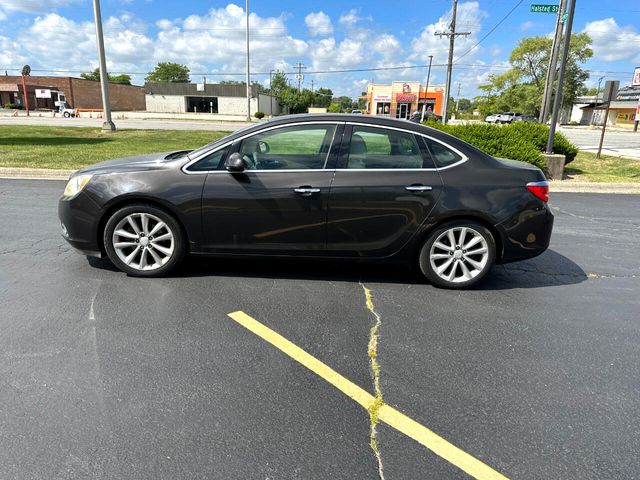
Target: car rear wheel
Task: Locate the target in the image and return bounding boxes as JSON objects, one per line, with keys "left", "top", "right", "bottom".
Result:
{"left": 418, "top": 221, "right": 496, "bottom": 289}
{"left": 103, "top": 204, "right": 185, "bottom": 277}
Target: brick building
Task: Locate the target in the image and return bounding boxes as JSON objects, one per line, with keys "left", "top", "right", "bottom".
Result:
{"left": 0, "top": 75, "right": 145, "bottom": 111}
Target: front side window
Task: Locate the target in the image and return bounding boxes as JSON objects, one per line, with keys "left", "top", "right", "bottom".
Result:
{"left": 346, "top": 126, "right": 424, "bottom": 169}
{"left": 237, "top": 124, "right": 336, "bottom": 170}
{"left": 187, "top": 147, "right": 228, "bottom": 172}
{"left": 424, "top": 138, "right": 463, "bottom": 168}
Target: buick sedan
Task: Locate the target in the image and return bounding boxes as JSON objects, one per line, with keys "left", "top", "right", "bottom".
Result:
{"left": 59, "top": 114, "right": 553, "bottom": 288}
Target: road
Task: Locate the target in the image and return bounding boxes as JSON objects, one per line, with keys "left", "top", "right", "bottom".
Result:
{"left": 1, "top": 180, "right": 639, "bottom": 479}
{"left": 559, "top": 127, "right": 640, "bottom": 159}
{"left": 0, "top": 115, "right": 251, "bottom": 131}
{"left": 3, "top": 116, "right": 639, "bottom": 159}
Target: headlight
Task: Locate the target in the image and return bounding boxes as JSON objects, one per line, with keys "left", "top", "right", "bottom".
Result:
{"left": 63, "top": 174, "right": 93, "bottom": 197}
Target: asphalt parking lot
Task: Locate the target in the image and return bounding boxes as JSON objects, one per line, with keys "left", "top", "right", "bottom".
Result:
{"left": 1, "top": 179, "right": 639, "bottom": 479}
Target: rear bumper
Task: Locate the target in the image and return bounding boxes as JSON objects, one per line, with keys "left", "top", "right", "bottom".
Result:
{"left": 58, "top": 192, "right": 103, "bottom": 257}
{"left": 497, "top": 203, "right": 554, "bottom": 264}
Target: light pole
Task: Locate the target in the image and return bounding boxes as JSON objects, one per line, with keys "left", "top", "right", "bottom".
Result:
{"left": 92, "top": 0, "right": 115, "bottom": 131}
{"left": 420, "top": 56, "right": 433, "bottom": 122}
{"left": 269, "top": 69, "right": 275, "bottom": 117}
{"left": 245, "top": 0, "right": 251, "bottom": 121}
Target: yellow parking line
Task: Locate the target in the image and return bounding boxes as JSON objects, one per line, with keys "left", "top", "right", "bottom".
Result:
{"left": 227, "top": 310, "right": 509, "bottom": 480}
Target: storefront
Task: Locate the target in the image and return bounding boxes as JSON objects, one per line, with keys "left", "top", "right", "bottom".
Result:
{"left": 365, "top": 81, "right": 445, "bottom": 118}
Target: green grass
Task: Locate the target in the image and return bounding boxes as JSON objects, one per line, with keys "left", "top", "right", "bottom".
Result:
{"left": 565, "top": 151, "right": 640, "bottom": 183}
{"left": 0, "top": 126, "right": 229, "bottom": 170}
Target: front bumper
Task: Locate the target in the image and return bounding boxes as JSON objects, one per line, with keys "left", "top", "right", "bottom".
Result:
{"left": 58, "top": 192, "right": 104, "bottom": 257}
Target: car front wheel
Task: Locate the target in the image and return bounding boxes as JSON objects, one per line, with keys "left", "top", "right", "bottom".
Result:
{"left": 418, "top": 221, "right": 496, "bottom": 289}
{"left": 103, "top": 204, "right": 186, "bottom": 277}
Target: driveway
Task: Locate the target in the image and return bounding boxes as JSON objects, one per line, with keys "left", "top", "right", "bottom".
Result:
{"left": 559, "top": 127, "right": 640, "bottom": 159}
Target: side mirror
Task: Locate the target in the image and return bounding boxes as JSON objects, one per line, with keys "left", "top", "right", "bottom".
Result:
{"left": 225, "top": 152, "right": 245, "bottom": 172}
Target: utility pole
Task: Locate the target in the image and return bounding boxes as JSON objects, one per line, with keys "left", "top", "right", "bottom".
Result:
{"left": 546, "top": 0, "right": 576, "bottom": 154}
{"left": 311, "top": 79, "right": 315, "bottom": 92}
{"left": 539, "top": 0, "right": 566, "bottom": 123}
{"left": 455, "top": 82, "right": 461, "bottom": 113}
{"left": 269, "top": 69, "right": 275, "bottom": 117}
{"left": 435, "top": 0, "right": 470, "bottom": 124}
{"left": 591, "top": 75, "right": 605, "bottom": 126}
{"left": 245, "top": 0, "right": 251, "bottom": 121}
{"left": 295, "top": 62, "right": 306, "bottom": 92}
{"left": 421, "top": 55, "right": 433, "bottom": 122}
{"left": 92, "top": 0, "right": 115, "bottom": 131}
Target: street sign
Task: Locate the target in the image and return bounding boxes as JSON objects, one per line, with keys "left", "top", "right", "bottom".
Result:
{"left": 35, "top": 88, "right": 51, "bottom": 99}
{"left": 530, "top": 4, "right": 559, "bottom": 13}
{"left": 602, "top": 80, "right": 619, "bottom": 102}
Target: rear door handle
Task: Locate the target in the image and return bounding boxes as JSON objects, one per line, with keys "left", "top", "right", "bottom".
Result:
{"left": 294, "top": 187, "right": 321, "bottom": 194}
{"left": 405, "top": 185, "right": 433, "bottom": 192}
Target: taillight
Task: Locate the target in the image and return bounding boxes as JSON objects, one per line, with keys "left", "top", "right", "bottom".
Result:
{"left": 527, "top": 181, "right": 549, "bottom": 202}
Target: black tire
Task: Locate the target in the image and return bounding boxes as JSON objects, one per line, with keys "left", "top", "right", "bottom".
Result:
{"left": 418, "top": 220, "right": 496, "bottom": 289}
{"left": 63, "top": 111, "right": 70, "bottom": 118}
{"left": 103, "top": 204, "right": 186, "bottom": 277}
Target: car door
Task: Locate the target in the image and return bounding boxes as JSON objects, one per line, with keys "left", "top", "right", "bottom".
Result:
{"left": 326, "top": 123, "right": 443, "bottom": 257}
{"left": 199, "top": 122, "right": 343, "bottom": 254}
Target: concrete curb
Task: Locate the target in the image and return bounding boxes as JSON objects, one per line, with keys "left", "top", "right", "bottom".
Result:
{"left": 1, "top": 168, "right": 639, "bottom": 193}
{"left": 0, "top": 168, "right": 74, "bottom": 180}
{"left": 550, "top": 181, "right": 640, "bottom": 194}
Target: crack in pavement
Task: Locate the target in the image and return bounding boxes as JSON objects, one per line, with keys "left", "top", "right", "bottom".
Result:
{"left": 360, "top": 282, "right": 385, "bottom": 480}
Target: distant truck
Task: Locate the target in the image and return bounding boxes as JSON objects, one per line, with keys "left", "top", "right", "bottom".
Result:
{"left": 52, "top": 91, "right": 76, "bottom": 117}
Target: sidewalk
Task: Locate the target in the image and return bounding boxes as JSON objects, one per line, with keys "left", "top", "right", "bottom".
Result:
{"left": 2, "top": 167, "right": 640, "bottom": 193}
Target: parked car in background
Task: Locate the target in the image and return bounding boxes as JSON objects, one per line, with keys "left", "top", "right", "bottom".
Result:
{"left": 409, "top": 110, "right": 442, "bottom": 123}
{"left": 514, "top": 114, "right": 537, "bottom": 123}
{"left": 496, "top": 112, "right": 522, "bottom": 124}
{"left": 59, "top": 114, "right": 553, "bottom": 289}
{"left": 351, "top": 109, "right": 362, "bottom": 114}
{"left": 485, "top": 114, "right": 499, "bottom": 123}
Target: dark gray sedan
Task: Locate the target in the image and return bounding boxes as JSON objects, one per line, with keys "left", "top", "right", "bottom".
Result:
{"left": 59, "top": 114, "right": 553, "bottom": 288}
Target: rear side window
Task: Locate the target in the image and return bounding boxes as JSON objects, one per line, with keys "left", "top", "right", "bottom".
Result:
{"left": 424, "top": 138, "right": 463, "bottom": 168}
{"left": 346, "top": 126, "right": 425, "bottom": 169}
{"left": 188, "top": 147, "right": 228, "bottom": 171}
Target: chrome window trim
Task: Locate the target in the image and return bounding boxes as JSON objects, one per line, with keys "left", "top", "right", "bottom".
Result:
{"left": 181, "top": 119, "right": 470, "bottom": 174}
{"left": 181, "top": 121, "right": 344, "bottom": 175}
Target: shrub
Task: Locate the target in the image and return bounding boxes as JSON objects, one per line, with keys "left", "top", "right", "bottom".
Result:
{"left": 254, "top": 111, "right": 265, "bottom": 119}
{"left": 425, "top": 121, "right": 578, "bottom": 168}
{"left": 3, "top": 103, "right": 23, "bottom": 110}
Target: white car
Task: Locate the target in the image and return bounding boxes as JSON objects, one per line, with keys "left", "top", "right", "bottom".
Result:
{"left": 485, "top": 114, "right": 499, "bottom": 123}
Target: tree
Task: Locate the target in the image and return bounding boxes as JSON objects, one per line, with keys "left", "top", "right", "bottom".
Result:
{"left": 476, "top": 33, "right": 592, "bottom": 116}
{"left": 80, "top": 68, "right": 131, "bottom": 85}
{"left": 313, "top": 87, "right": 333, "bottom": 108}
{"left": 145, "top": 63, "right": 190, "bottom": 83}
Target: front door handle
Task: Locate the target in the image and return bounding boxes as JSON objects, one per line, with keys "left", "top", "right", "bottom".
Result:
{"left": 294, "top": 187, "right": 321, "bottom": 195}
{"left": 405, "top": 185, "right": 433, "bottom": 192}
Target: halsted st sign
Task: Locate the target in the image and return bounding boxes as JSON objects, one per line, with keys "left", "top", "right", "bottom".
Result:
{"left": 530, "top": 4, "right": 559, "bottom": 13}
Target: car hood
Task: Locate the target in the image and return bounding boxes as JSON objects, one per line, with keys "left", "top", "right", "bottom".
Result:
{"left": 76, "top": 150, "right": 192, "bottom": 175}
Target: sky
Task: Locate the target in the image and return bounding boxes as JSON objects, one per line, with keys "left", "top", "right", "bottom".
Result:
{"left": 0, "top": 0, "right": 638, "bottom": 99}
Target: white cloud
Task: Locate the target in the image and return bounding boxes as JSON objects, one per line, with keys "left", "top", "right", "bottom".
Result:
{"left": 584, "top": 18, "right": 640, "bottom": 62}
{"left": 339, "top": 9, "right": 360, "bottom": 26}
{"left": 154, "top": 5, "right": 308, "bottom": 75}
{"left": 305, "top": 11, "right": 333, "bottom": 37}
{"left": 0, "top": 0, "right": 80, "bottom": 13}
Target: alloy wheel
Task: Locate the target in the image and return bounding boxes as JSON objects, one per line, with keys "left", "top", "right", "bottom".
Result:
{"left": 111, "top": 212, "right": 175, "bottom": 271}
{"left": 429, "top": 226, "right": 489, "bottom": 284}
